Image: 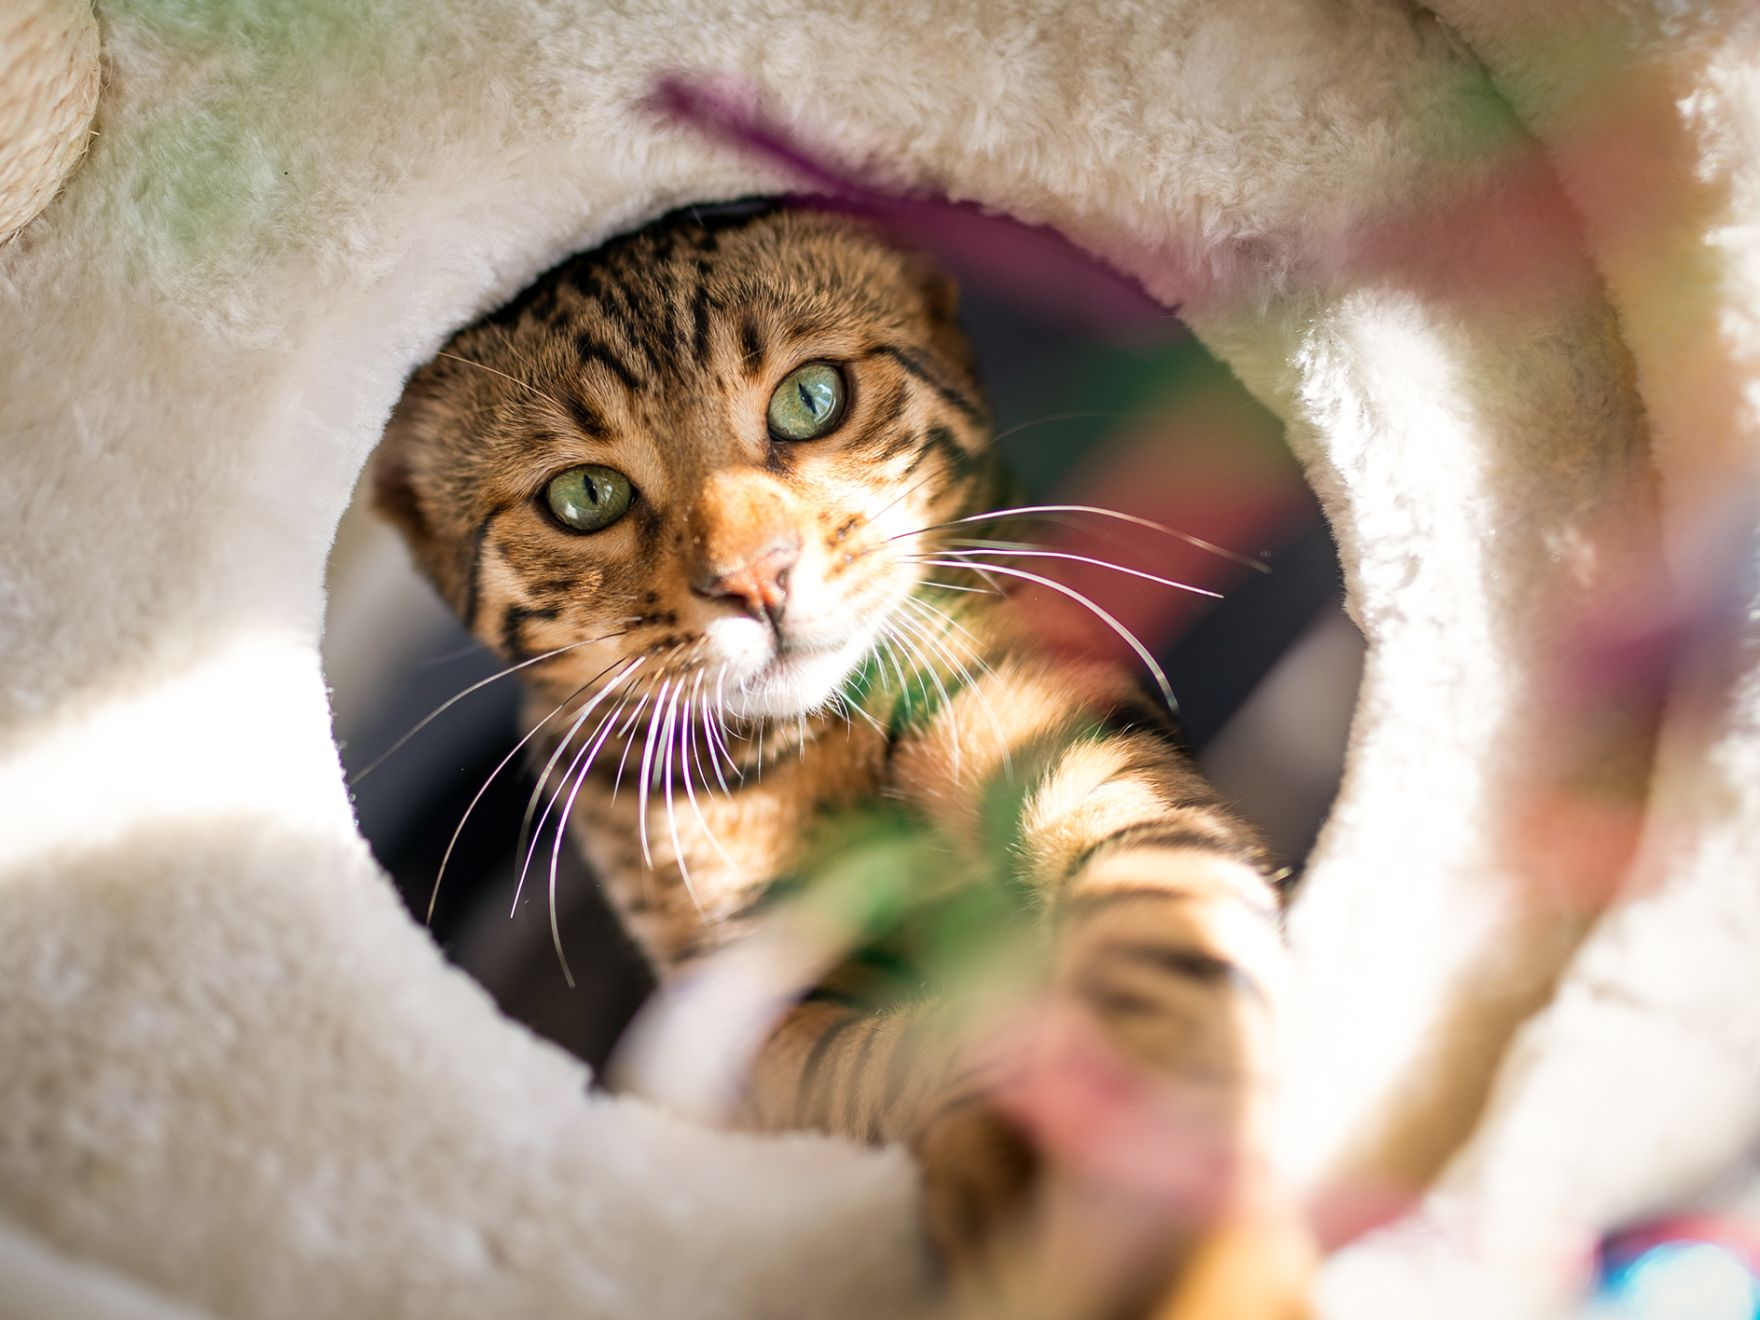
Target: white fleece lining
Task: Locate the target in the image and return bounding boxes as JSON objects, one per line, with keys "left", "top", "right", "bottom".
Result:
{"left": 2, "top": 2, "right": 1757, "bottom": 1317}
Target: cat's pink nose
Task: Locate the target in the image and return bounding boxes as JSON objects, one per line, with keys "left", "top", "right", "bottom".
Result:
{"left": 694, "top": 535, "right": 799, "bottom": 625}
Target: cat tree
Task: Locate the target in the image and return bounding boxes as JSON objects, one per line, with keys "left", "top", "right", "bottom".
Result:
{"left": 3, "top": 1, "right": 1756, "bottom": 1315}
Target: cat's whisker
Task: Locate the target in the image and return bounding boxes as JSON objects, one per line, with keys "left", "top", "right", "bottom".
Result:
{"left": 922, "top": 546, "right": 1223, "bottom": 599}
{"left": 903, "top": 584, "right": 986, "bottom": 652}
{"left": 515, "top": 710, "right": 596, "bottom": 887}
{"left": 945, "top": 536, "right": 1042, "bottom": 552}
{"left": 875, "top": 618, "right": 932, "bottom": 710}
{"left": 885, "top": 630, "right": 930, "bottom": 726}
{"left": 425, "top": 667, "right": 611, "bottom": 927}
{"left": 917, "top": 577, "right": 998, "bottom": 596}
{"left": 694, "top": 670, "right": 730, "bottom": 796}
{"left": 840, "top": 685, "right": 887, "bottom": 737}
{"left": 968, "top": 510, "right": 1162, "bottom": 562}
{"left": 889, "top": 503, "right": 1270, "bottom": 574}
{"left": 919, "top": 557, "right": 1180, "bottom": 712}
{"left": 707, "top": 665, "right": 741, "bottom": 787}
{"left": 511, "top": 660, "right": 644, "bottom": 917}
{"left": 910, "top": 595, "right": 1010, "bottom": 752}
{"left": 543, "top": 686, "right": 635, "bottom": 988}
{"left": 969, "top": 563, "right": 1009, "bottom": 595}
{"left": 843, "top": 471, "right": 974, "bottom": 570}
{"left": 611, "top": 690, "right": 655, "bottom": 801}
{"left": 414, "top": 640, "right": 493, "bottom": 667}
{"left": 876, "top": 621, "right": 963, "bottom": 801}
{"left": 659, "top": 681, "right": 701, "bottom": 911}
{"left": 434, "top": 349, "right": 573, "bottom": 418}
{"left": 823, "top": 689, "right": 851, "bottom": 736}
{"left": 519, "top": 700, "right": 613, "bottom": 919}
{"left": 545, "top": 675, "right": 644, "bottom": 985}
{"left": 988, "top": 408, "right": 1139, "bottom": 444}
{"left": 682, "top": 682, "right": 738, "bottom": 874}
{"left": 513, "top": 656, "right": 635, "bottom": 892}
{"left": 708, "top": 704, "right": 735, "bottom": 783}
{"left": 637, "top": 675, "right": 674, "bottom": 871}
{"left": 614, "top": 642, "right": 687, "bottom": 803}
{"left": 707, "top": 672, "right": 742, "bottom": 784}
{"left": 891, "top": 603, "right": 967, "bottom": 692}
{"left": 898, "top": 594, "right": 1013, "bottom": 776}
{"left": 685, "top": 682, "right": 711, "bottom": 796}
{"left": 869, "top": 628, "right": 914, "bottom": 708}
{"left": 857, "top": 466, "right": 944, "bottom": 533}
{"left": 438, "top": 397, "right": 548, "bottom": 431}
{"left": 349, "top": 629, "right": 628, "bottom": 787}
{"left": 886, "top": 607, "right": 966, "bottom": 783}
{"left": 547, "top": 861, "right": 577, "bottom": 987}
{"left": 881, "top": 619, "right": 920, "bottom": 685}
{"left": 881, "top": 616, "right": 954, "bottom": 776}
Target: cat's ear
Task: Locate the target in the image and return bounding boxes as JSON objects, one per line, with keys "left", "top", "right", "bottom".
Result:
{"left": 905, "top": 257, "right": 974, "bottom": 372}
{"left": 370, "top": 394, "right": 433, "bottom": 546}
{"left": 909, "top": 260, "right": 960, "bottom": 326}
{"left": 371, "top": 387, "right": 480, "bottom": 615}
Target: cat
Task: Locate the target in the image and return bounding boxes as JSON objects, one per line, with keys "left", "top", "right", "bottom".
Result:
{"left": 373, "top": 200, "right": 1296, "bottom": 1308}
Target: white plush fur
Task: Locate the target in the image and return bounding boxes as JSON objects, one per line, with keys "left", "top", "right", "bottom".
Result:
{"left": 1313, "top": 7, "right": 1760, "bottom": 1315}
{"left": 1, "top": 0, "right": 1755, "bottom": 1315}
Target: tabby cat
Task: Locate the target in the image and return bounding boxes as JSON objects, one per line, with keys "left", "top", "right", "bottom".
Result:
{"left": 374, "top": 202, "right": 1293, "bottom": 1308}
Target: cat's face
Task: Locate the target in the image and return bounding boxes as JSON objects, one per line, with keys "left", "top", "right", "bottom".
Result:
{"left": 375, "top": 208, "right": 995, "bottom": 722}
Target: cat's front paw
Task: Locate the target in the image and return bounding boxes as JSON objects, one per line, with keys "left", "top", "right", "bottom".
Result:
{"left": 909, "top": 999, "right": 1317, "bottom": 1319}
{"left": 912, "top": 1096, "right": 1040, "bottom": 1285}
{"left": 1146, "top": 1212, "right": 1319, "bottom": 1320}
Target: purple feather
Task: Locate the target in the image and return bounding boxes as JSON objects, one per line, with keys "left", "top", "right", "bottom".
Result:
{"left": 645, "top": 75, "right": 1177, "bottom": 336}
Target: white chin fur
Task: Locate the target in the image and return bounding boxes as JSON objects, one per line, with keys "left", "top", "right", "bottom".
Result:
{"left": 706, "top": 615, "right": 871, "bottom": 721}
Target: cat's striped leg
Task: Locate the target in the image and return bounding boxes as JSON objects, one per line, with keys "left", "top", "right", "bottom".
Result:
{"left": 1046, "top": 858, "right": 1299, "bottom": 1314}
{"left": 1050, "top": 837, "right": 1285, "bottom": 1120}
{"left": 731, "top": 654, "right": 1300, "bottom": 1305}
{"left": 985, "top": 729, "right": 1303, "bottom": 1316}
{"left": 731, "top": 813, "right": 1296, "bottom": 1311}
{"left": 733, "top": 990, "right": 998, "bottom": 1147}
{"left": 733, "top": 986, "right": 1050, "bottom": 1298}
{"left": 871, "top": 641, "right": 1303, "bottom": 1307}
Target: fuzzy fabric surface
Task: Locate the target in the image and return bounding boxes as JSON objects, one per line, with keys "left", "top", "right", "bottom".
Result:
{"left": 1, "top": 1, "right": 1755, "bottom": 1317}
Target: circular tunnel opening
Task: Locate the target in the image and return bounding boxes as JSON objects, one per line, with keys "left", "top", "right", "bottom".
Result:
{"left": 323, "top": 218, "right": 1362, "bottom": 1072}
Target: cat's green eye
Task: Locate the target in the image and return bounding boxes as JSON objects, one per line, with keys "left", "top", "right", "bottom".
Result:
{"left": 767, "top": 362, "right": 847, "bottom": 442}
{"left": 544, "top": 464, "right": 634, "bottom": 533}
